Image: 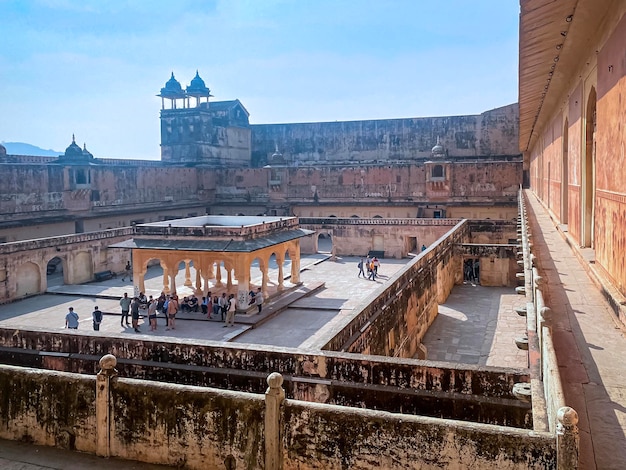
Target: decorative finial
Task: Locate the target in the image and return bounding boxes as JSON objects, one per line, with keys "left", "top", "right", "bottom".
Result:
{"left": 83, "top": 143, "right": 87, "bottom": 151}
{"left": 72, "top": 133, "right": 75, "bottom": 143}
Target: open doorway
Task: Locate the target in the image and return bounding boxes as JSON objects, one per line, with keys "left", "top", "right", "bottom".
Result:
{"left": 582, "top": 87, "right": 596, "bottom": 248}
{"left": 317, "top": 233, "right": 333, "bottom": 254}
{"left": 407, "top": 236, "right": 418, "bottom": 256}
{"left": 46, "top": 256, "right": 64, "bottom": 286}
{"left": 463, "top": 259, "right": 480, "bottom": 284}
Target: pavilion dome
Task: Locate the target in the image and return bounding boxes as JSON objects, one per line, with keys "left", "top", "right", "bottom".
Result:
{"left": 64, "top": 135, "right": 84, "bottom": 158}
{"left": 159, "top": 72, "right": 184, "bottom": 98}
{"left": 82, "top": 143, "right": 94, "bottom": 159}
{"left": 186, "top": 70, "right": 210, "bottom": 96}
{"left": 0, "top": 143, "right": 6, "bottom": 157}
{"left": 431, "top": 136, "right": 445, "bottom": 158}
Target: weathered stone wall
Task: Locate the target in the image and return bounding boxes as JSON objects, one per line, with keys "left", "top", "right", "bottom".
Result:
{"left": 112, "top": 379, "right": 265, "bottom": 468}
{"left": 160, "top": 102, "right": 252, "bottom": 167}
{"left": 0, "top": 363, "right": 555, "bottom": 469}
{"left": 594, "top": 13, "right": 626, "bottom": 298}
{"left": 458, "top": 244, "right": 519, "bottom": 287}
{"left": 0, "top": 328, "right": 528, "bottom": 401}
{"left": 0, "top": 157, "right": 521, "bottom": 244}
{"left": 282, "top": 400, "right": 556, "bottom": 470}
{"left": 320, "top": 222, "right": 468, "bottom": 357}
{"left": 0, "top": 365, "right": 97, "bottom": 452}
{"left": 0, "top": 229, "right": 133, "bottom": 302}
{"left": 251, "top": 104, "right": 520, "bottom": 165}
{"left": 0, "top": 161, "right": 214, "bottom": 236}
{"left": 0, "top": 340, "right": 531, "bottom": 427}
{"left": 299, "top": 218, "right": 458, "bottom": 258}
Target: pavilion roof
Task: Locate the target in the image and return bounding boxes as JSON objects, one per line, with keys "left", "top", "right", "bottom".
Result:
{"left": 110, "top": 228, "right": 313, "bottom": 253}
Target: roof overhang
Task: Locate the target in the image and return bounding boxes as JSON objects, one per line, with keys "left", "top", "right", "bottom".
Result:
{"left": 518, "top": 0, "right": 618, "bottom": 153}
{"left": 110, "top": 228, "right": 315, "bottom": 253}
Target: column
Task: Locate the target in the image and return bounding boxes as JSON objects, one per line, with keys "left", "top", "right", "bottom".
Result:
{"left": 170, "top": 265, "right": 179, "bottom": 295}
{"left": 265, "top": 372, "right": 285, "bottom": 470}
{"left": 96, "top": 354, "right": 118, "bottom": 458}
{"left": 161, "top": 261, "right": 170, "bottom": 294}
{"left": 260, "top": 257, "right": 269, "bottom": 297}
{"left": 184, "top": 260, "right": 192, "bottom": 287}
{"left": 290, "top": 243, "right": 301, "bottom": 284}
{"left": 215, "top": 261, "right": 223, "bottom": 287}
{"left": 226, "top": 266, "right": 233, "bottom": 291}
{"left": 235, "top": 256, "right": 250, "bottom": 310}
{"left": 276, "top": 253, "right": 285, "bottom": 292}
{"left": 556, "top": 406, "right": 579, "bottom": 470}
{"left": 195, "top": 268, "right": 202, "bottom": 295}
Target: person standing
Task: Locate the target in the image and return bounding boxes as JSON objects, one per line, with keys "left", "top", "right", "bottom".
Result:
{"left": 358, "top": 257, "right": 365, "bottom": 278}
{"left": 130, "top": 297, "right": 141, "bottom": 333}
{"left": 92, "top": 306, "right": 103, "bottom": 331}
{"left": 156, "top": 293, "right": 166, "bottom": 323}
{"left": 163, "top": 296, "right": 170, "bottom": 326}
{"left": 122, "top": 260, "right": 132, "bottom": 282}
{"left": 148, "top": 297, "right": 158, "bottom": 331}
{"left": 224, "top": 294, "right": 236, "bottom": 327}
{"left": 166, "top": 295, "right": 178, "bottom": 330}
{"left": 138, "top": 292, "right": 148, "bottom": 320}
{"left": 119, "top": 292, "right": 131, "bottom": 327}
{"left": 255, "top": 287, "right": 264, "bottom": 315}
{"left": 65, "top": 307, "right": 79, "bottom": 329}
{"left": 368, "top": 259, "right": 376, "bottom": 281}
{"left": 212, "top": 295, "right": 220, "bottom": 319}
{"left": 219, "top": 292, "right": 228, "bottom": 321}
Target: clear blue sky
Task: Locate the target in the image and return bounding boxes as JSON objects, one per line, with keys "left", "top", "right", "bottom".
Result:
{"left": 0, "top": 0, "right": 520, "bottom": 159}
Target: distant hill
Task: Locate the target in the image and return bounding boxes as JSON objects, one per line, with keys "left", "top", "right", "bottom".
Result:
{"left": 1, "top": 142, "right": 61, "bottom": 157}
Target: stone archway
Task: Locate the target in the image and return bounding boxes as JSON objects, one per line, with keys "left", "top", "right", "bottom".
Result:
{"left": 316, "top": 232, "right": 333, "bottom": 254}
{"left": 583, "top": 87, "right": 596, "bottom": 248}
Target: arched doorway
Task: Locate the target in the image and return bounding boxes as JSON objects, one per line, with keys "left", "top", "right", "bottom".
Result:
{"left": 583, "top": 87, "right": 596, "bottom": 248}
{"left": 46, "top": 256, "right": 65, "bottom": 286}
{"left": 317, "top": 233, "right": 333, "bottom": 254}
{"left": 561, "top": 118, "right": 569, "bottom": 224}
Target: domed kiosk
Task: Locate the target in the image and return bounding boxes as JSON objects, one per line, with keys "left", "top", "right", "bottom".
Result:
{"left": 158, "top": 72, "right": 186, "bottom": 109}
{"left": 431, "top": 136, "right": 446, "bottom": 158}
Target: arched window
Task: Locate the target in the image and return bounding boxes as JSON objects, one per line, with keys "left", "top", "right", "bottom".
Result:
{"left": 432, "top": 165, "right": 444, "bottom": 179}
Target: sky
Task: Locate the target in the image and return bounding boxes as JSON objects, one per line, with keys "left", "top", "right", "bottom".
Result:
{"left": 0, "top": 0, "right": 520, "bottom": 160}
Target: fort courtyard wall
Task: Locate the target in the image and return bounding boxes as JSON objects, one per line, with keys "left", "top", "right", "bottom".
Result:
{"left": 0, "top": 159, "right": 520, "bottom": 243}
{"left": 250, "top": 104, "right": 519, "bottom": 165}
